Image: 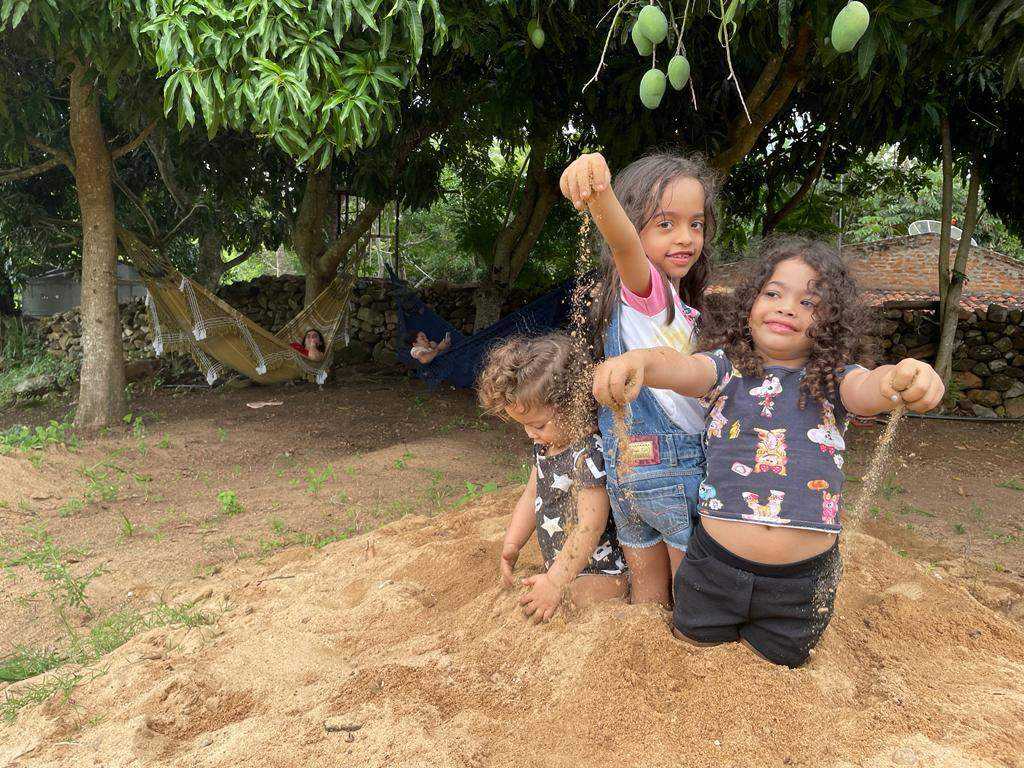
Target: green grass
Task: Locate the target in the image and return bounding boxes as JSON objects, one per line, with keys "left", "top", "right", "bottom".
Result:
{"left": 0, "top": 420, "right": 78, "bottom": 455}
{"left": 305, "top": 465, "right": 335, "bottom": 495}
{"left": 0, "top": 349, "right": 77, "bottom": 409}
{"left": 0, "top": 603, "right": 211, "bottom": 723}
{"left": 57, "top": 497, "right": 85, "bottom": 518}
{"left": 217, "top": 490, "right": 244, "bottom": 517}
{"left": 996, "top": 478, "right": 1024, "bottom": 491}
{"left": 880, "top": 475, "right": 905, "bottom": 500}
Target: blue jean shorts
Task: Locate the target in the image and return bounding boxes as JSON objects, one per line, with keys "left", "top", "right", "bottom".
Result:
{"left": 606, "top": 435, "right": 704, "bottom": 551}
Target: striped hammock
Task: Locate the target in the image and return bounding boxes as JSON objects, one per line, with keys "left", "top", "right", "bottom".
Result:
{"left": 118, "top": 231, "right": 357, "bottom": 385}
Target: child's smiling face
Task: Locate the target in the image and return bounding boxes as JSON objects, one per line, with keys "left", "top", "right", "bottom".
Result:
{"left": 748, "top": 257, "right": 821, "bottom": 366}
{"left": 638, "top": 176, "right": 706, "bottom": 284}
{"left": 505, "top": 403, "right": 568, "bottom": 450}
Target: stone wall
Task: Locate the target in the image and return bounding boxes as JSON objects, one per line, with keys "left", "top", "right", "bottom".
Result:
{"left": 30, "top": 275, "right": 1024, "bottom": 417}
{"left": 878, "top": 303, "right": 1024, "bottom": 417}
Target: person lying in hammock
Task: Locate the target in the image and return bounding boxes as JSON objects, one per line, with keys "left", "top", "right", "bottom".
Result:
{"left": 408, "top": 330, "right": 452, "bottom": 364}
{"left": 290, "top": 329, "right": 326, "bottom": 362}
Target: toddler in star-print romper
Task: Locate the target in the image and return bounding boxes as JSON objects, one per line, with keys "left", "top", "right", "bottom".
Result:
{"left": 478, "top": 334, "right": 627, "bottom": 624}
{"left": 595, "top": 236, "right": 945, "bottom": 666}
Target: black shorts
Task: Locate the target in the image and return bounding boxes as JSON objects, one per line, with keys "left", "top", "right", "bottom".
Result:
{"left": 673, "top": 522, "right": 842, "bottom": 668}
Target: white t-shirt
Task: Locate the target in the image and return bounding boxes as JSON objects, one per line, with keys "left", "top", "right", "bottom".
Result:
{"left": 619, "top": 261, "right": 705, "bottom": 434}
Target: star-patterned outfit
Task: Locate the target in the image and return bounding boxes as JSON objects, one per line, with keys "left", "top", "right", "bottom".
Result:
{"left": 533, "top": 433, "right": 626, "bottom": 576}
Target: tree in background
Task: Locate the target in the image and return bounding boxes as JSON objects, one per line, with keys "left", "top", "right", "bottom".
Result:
{"left": 0, "top": 2, "right": 160, "bottom": 432}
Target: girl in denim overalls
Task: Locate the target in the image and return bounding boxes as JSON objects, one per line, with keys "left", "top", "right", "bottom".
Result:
{"left": 559, "top": 151, "right": 719, "bottom": 605}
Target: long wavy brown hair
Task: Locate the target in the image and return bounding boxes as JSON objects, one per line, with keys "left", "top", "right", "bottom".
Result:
{"left": 591, "top": 151, "right": 720, "bottom": 352}
{"left": 698, "top": 236, "right": 874, "bottom": 408}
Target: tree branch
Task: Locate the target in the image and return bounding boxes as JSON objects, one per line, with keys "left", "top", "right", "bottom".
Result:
{"left": 221, "top": 243, "right": 258, "bottom": 271}
{"left": 26, "top": 135, "right": 75, "bottom": 170}
{"left": 110, "top": 119, "right": 158, "bottom": 161}
{"left": 145, "top": 125, "right": 193, "bottom": 212}
{"left": 0, "top": 157, "right": 64, "bottom": 184}
{"left": 111, "top": 168, "right": 160, "bottom": 240}
{"left": 711, "top": 23, "right": 813, "bottom": 174}
{"left": 762, "top": 128, "right": 832, "bottom": 235}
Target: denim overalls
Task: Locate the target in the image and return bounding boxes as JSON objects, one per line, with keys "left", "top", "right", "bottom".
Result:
{"left": 598, "top": 302, "right": 706, "bottom": 551}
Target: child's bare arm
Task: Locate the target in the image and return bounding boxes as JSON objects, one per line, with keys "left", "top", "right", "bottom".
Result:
{"left": 520, "top": 485, "right": 610, "bottom": 624}
{"left": 501, "top": 466, "right": 538, "bottom": 585}
{"left": 559, "top": 153, "right": 651, "bottom": 296}
{"left": 841, "top": 359, "right": 945, "bottom": 416}
{"left": 546, "top": 487, "right": 610, "bottom": 589}
{"left": 594, "top": 347, "right": 717, "bottom": 407}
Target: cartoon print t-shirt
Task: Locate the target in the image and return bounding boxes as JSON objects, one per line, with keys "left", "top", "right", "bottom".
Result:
{"left": 695, "top": 349, "right": 864, "bottom": 534}
{"left": 533, "top": 434, "right": 626, "bottom": 576}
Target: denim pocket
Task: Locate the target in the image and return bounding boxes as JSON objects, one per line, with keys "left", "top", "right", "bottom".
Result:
{"left": 613, "top": 476, "right": 693, "bottom": 538}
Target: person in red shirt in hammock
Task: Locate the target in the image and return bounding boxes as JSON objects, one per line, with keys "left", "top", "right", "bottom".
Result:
{"left": 290, "top": 329, "right": 326, "bottom": 362}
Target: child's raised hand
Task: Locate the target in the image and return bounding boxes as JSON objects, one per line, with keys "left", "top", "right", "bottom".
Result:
{"left": 519, "top": 573, "right": 562, "bottom": 624}
{"left": 593, "top": 352, "right": 645, "bottom": 408}
{"left": 559, "top": 153, "right": 612, "bottom": 210}
{"left": 880, "top": 359, "right": 945, "bottom": 413}
{"left": 500, "top": 543, "right": 520, "bottom": 587}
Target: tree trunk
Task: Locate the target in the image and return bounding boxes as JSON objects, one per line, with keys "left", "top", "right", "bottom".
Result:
{"left": 934, "top": 151, "right": 981, "bottom": 385}
{"left": 473, "top": 138, "right": 556, "bottom": 331}
{"left": 69, "top": 60, "right": 125, "bottom": 433}
{"left": 196, "top": 229, "right": 228, "bottom": 288}
{"left": 292, "top": 166, "right": 332, "bottom": 305}
{"left": 0, "top": 268, "right": 15, "bottom": 315}
{"left": 937, "top": 117, "right": 954, "bottom": 319}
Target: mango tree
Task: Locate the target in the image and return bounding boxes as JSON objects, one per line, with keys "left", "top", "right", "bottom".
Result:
{"left": 0, "top": 2, "right": 159, "bottom": 432}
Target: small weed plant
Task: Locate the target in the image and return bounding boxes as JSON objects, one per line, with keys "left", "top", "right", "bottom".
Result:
{"left": 217, "top": 490, "right": 244, "bottom": 517}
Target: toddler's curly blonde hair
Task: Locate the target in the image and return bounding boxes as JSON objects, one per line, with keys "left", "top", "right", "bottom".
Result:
{"left": 477, "top": 333, "right": 579, "bottom": 417}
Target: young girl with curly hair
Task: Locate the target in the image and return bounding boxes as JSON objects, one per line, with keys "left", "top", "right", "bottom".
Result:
{"left": 478, "top": 333, "right": 628, "bottom": 623}
{"left": 560, "top": 150, "right": 719, "bottom": 606}
{"left": 593, "top": 236, "right": 944, "bottom": 666}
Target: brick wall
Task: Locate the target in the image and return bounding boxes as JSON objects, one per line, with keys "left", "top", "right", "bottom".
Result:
{"left": 843, "top": 234, "right": 1024, "bottom": 297}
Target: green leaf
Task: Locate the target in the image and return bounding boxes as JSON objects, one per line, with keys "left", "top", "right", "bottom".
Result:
{"left": 405, "top": 1, "right": 423, "bottom": 60}
{"left": 778, "top": 0, "right": 792, "bottom": 46}
{"left": 954, "top": 0, "right": 972, "bottom": 29}
{"left": 11, "top": 0, "right": 29, "bottom": 28}
{"left": 856, "top": 27, "right": 878, "bottom": 79}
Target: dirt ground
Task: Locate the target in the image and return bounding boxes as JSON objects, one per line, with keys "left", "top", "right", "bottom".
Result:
{"left": 1, "top": 369, "right": 1023, "bottom": 766}
{"left": 0, "top": 369, "right": 530, "bottom": 652}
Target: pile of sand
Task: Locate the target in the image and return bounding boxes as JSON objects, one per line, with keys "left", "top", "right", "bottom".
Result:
{"left": 3, "top": 488, "right": 1023, "bottom": 767}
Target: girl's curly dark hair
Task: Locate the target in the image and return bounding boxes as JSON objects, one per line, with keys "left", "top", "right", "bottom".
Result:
{"left": 699, "top": 236, "right": 874, "bottom": 408}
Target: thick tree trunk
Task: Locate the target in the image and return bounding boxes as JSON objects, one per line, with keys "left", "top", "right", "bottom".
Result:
{"left": 69, "top": 61, "right": 125, "bottom": 433}
{"left": 937, "top": 117, "right": 954, "bottom": 319}
{"left": 292, "top": 167, "right": 332, "bottom": 306}
{"left": 473, "top": 139, "right": 557, "bottom": 331}
{"left": 196, "top": 229, "right": 228, "bottom": 288}
{"left": 934, "top": 151, "right": 981, "bottom": 385}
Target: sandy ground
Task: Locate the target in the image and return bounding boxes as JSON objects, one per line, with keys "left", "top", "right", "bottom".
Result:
{"left": 2, "top": 488, "right": 1023, "bottom": 768}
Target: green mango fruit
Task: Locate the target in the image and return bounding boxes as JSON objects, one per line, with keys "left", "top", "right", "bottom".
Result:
{"left": 831, "top": 1, "right": 870, "bottom": 53}
{"left": 631, "top": 22, "right": 653, "bottom": 56}
{"left": 637, "top": 5, "right": 668, "bottom": 45}
{"left": 529, "top": 24, "right": 545, "bottom": 49}
{"left": 639, "top": 68, "right": 666, "bottom": 109}
{"left": 667, "top": 54, "right": 690, "bottom": 90}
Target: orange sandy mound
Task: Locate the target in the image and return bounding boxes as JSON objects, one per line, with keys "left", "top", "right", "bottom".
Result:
{"left": 3, "top": 489, "right": 1023, "bottom": 767}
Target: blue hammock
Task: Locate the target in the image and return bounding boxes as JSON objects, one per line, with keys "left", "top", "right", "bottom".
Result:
{"left": 391, "top": 274, "right": 576, "bottom": 389}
